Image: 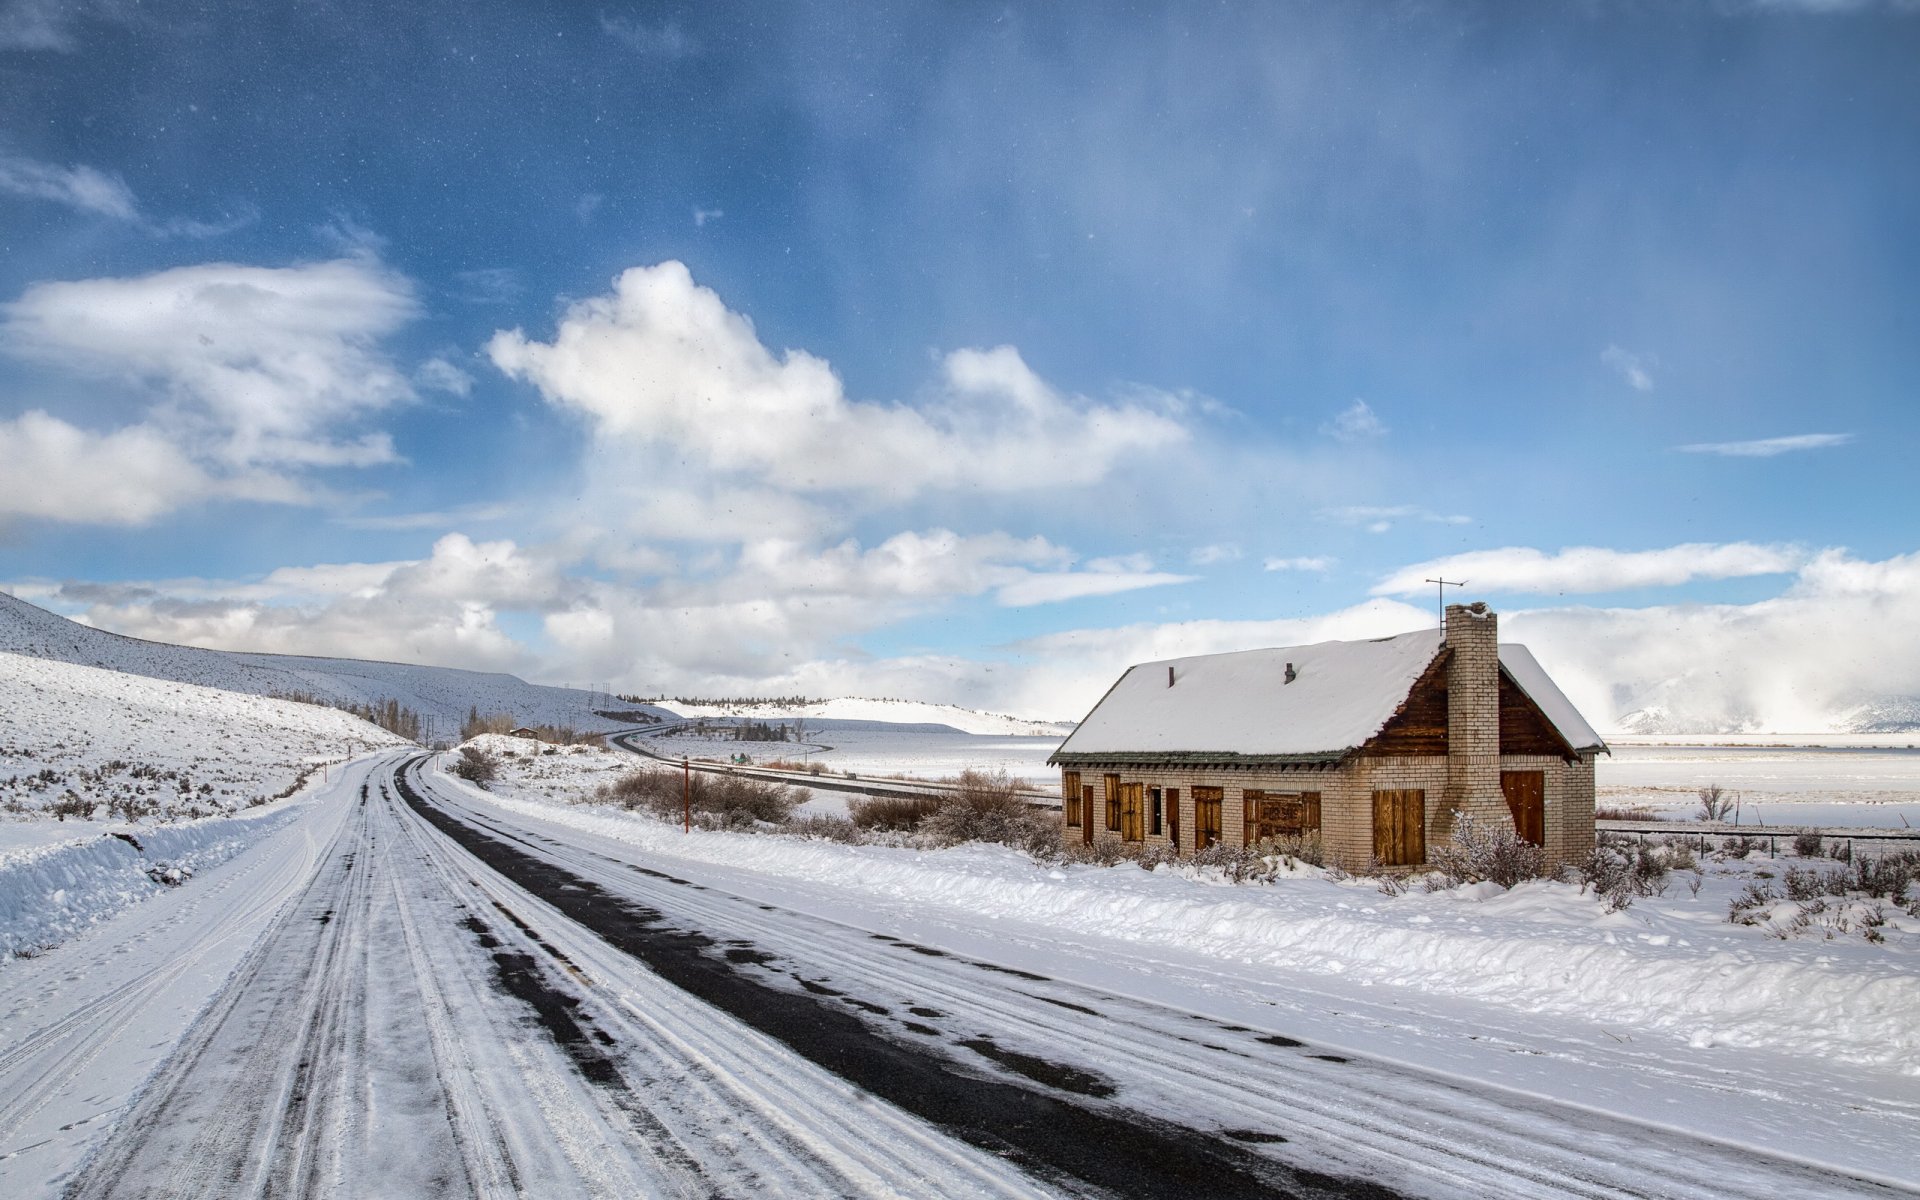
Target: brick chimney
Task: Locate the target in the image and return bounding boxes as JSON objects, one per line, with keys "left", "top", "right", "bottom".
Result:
{"left": 1441, "top": 602, "right": 1510, "bottom": 834}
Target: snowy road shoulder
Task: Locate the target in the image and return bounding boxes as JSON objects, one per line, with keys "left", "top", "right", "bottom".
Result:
{"left": 0, "top": 752, "right": 395, "bottom": 1195}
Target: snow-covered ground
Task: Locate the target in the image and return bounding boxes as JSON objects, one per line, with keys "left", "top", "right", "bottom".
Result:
{"left": 0, "top": 652, "right": 410, "bottom": 959}
{"left": 1601, "top": 741, "right": 1920, "bottom": 827}
{"left": 444, "top": 742, "right": 1920, "bottom": 1186}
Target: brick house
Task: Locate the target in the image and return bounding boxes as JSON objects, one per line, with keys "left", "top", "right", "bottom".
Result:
{"left": 1048, "top": 603, "right": 1605, "bottom": 868}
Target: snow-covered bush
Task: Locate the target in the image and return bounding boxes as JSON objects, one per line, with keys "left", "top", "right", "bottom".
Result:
{"left": 1728, "top": 860, "right": 1917, "bottom": 944}
{"left": 1575, "top": 837, "right": 1672, "bottom": 911}
{"left": 1427, "top": 812, "right": 1551, "bottom": 890}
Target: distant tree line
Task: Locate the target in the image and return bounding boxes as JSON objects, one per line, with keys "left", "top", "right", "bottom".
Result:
{"left": 275, "top": 691, "right": 424, "bottom": 742}
{"left": 620, "top": 694, "right": 817, "bottom": 709}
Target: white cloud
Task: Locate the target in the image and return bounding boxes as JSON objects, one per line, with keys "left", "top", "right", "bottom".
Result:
{"left": 414, "top": 356, "right": 474, "bottom": 396}
{"left": 1319, "top": 504, "right": 1470, "bottom": 533}
{"left": 0, "top": 150, "right": 137, "bottom": 219}
{"left": 1322, "top": 398, "right": 1387, "bottom": 441}
{"left": 451, "top": 267, "right": 521, "bottom": 305}
{"left": 1600, "top": 344, "right": 1655, "bottom": 392}
{"left": 1189, "top": 543, "right": 1242, "bottom": 566}
{"left": 1371, "top": 541, "right": 1808, "bottom": 597}
{"left": 1264, "top": 555, "right": 1334, "bottom": 572}
{"left": 693, "top": 207, "right": 723, "bottom": 227}
{"left": 4, "top": 257, "right": 418, "bottom": 473}
{"left": 0, "top": 411, "right": 298, "bottom": 525}
{"left": 487, "top": 261, "right": 1188, "bottom": 500}
{"left": 334, "top": 503, "right": 513, "bottom": 532}
{"left": 1676, "top": 432, "right": 1853, "bottom": 457}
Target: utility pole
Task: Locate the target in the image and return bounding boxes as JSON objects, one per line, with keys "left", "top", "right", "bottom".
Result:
{"left": 1425, "top": 576, "right": 1467, "bottom": 632}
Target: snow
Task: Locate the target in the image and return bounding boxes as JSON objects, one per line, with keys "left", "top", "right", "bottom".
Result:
{"left": 1056, "top": 629, "right": 1445, "bottom": 759}
{"left": 1056, "top": 629, "right": 1604, "bottom": 760}
{"left": 0, "top": 592, "right": 669, "bottom": 737}
{"left": 657, "top": 696, "right": 1074, "bottom": 737}
{"left": 1600, "top": 742, "right": 1920, "bottom": 827}
{"left": 0, "top": 651, "right": 411, "bottom": 958}
{"left": 0, "top": 649, "right": 408, "bottom": 823}
{"left": 450, "top": 743, "right": 1920, "bottom": 1079}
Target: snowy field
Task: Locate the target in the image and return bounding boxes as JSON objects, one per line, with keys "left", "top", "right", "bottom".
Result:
{"left": 639, "top": 724, "right": 1064, "bottom": 790}
{"left": 1600, "top": 740, "right": 1920, "bottom": 828}
{"left": 0, "top": 652, "right": 408, "bottom": 959}
{"left": 444, "top": 740, "right": 1920, "bottom": 1185}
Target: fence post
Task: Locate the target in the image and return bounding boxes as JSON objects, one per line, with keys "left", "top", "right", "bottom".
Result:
{"left": 683, "top": 756, "right": 690, "bottom": 834}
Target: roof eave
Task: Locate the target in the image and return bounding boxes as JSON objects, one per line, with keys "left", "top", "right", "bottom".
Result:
{"left": 1047, "top": 750, "right": 1351, "bottom": 768}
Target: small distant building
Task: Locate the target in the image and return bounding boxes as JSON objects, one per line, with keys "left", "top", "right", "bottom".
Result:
{"left": 506, "top": 727, "right": 542, "bottom": 740}
{"left": 1048, "top": 603, "right": 1606, "bottom": 868}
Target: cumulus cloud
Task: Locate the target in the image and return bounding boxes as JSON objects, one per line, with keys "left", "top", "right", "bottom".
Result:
{"left": 414, "top": 356, "right": 474, "bottom": 396}
{"left": 0, "top": 411, "right": 298, "bottom": 525}
{"left": 1505, "top": 548, "right": 1920, "bottom": 734}
{"left": 1322, "top": 398, "right": 1387, "bottom": 441}
{"left": 487, "top": 261, "right": 1187, "bottom": 500}
{"left": 4, "top": 256, "right": 416, "bottom": 468}
{"left": 1372, "top": 542, "right": 1807, "bottom": 597}
{"left": 1600, "top": 344, "right": 1654, "bottom": 391}
{"left": 51, "top": 533, "right": 566, "bottom": 673}
{"left": 1676, "top": 432, "right": 1853, "bottom": 457}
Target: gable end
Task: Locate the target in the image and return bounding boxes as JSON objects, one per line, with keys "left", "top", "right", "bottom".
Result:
{"left": 1498, "top": 668, "right": 1578, "bottom": 759}
{"left": 1355, "top": 648, "right": 1451, "bottom": 758}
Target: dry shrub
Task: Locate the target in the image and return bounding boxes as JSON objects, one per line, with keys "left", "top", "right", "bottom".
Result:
{"left": 1792, "top": 828, "right": 1825, "bottom": 858}
{"left": 848, "top": 793, "right": 944, "bottom": 831}
{"left": 1576, "top": 836, "right": 1671, "bottom": 911}
{"left": 452, "top": 745, "right": 499, "bottom": 787}
{"left": 1696, "top": 784, "right": 1736, "bottom": 823}
{"left": 1428, "top": 812, "right": 1552, "bottom": 890}
{"left": 1252, "top": 830, "right": 1325, "bottom": 868}
{"left": 1594, "top": 804, "right": 1656, "bottom": 822}
{"left": 597, "top": 767, "right": 800, "bottom": 827}
{"left": 919, "top": 769, "right": 1056, "bottom": 853}
{"left": 783, "top": 814, "right": 866, "bottom": 843}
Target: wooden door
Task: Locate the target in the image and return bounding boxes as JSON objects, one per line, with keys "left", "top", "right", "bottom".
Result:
{"left": 1166, "top": 788, "right": 1181, "bottom": 849}
{"left": 1194, "top": 786, "right": 1223, "bottom": 849}
{"left": 1082, "top": 786, "right": 1095, "bottom": 844}
{"left": 1121, "top": 782, "right": 1144, "bottom": 841}
{"left": 1372, "top": 789, "right": 1426, "bottom": 866}
{"left": 1501, "top": 771, "right": 1545, "bottom": 846}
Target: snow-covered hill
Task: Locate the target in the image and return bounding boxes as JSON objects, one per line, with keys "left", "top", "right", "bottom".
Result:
{"left": 0, "top": 650, "right": 409, "bottom": 823}
{"left": 655, "top": 696, "right": 1074, "bottom": 737}
{"left": 0, "top": 593, "right": 670, "bottom": 737}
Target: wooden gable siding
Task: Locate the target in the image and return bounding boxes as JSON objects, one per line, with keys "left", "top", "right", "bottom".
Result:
{"left": 1355, "top": 649, "right": 1450, "bottom": 758}
{"left": 1498, "top": 673, "right": 1576, "bottom": 758}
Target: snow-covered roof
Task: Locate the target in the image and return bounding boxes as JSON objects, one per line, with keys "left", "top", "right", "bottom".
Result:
{"left": 1051, "top": 627, "right": 1605, "bottom": 763}
{"left": 1053, "top": 628, "right": 1445, "bottom": 762}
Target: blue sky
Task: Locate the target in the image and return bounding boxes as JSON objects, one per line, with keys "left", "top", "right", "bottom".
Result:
{"left": 2, "top": 0, "right": 1918, "bottom": 728}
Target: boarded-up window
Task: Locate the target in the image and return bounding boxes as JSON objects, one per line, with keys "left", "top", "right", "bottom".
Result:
{"left": 1166, "top": 788, "right": 1180, "bottom": 847}
{"left": 1243, "top": 790, "right": 1322, "bottom": 844}
{"left": 1194, "top": 786, "right": 1223, "bottom": 849}
{"left": 1501, "top": 771, "right": 1545, "bottom": 847}
{"left": 1372, "top": 789, "right": 1426, "bottom": 866}
{"left": 1120, "top": 782, "right": 1144, "bottom": 842}
{"left": 1148, "top": 787, "right": 1163, "bottom": 837}
{"left": 1063, "top": 771, "right": 1082, "bottom": 827}
{"left": 1105, "top": 775, "right": 1122, "bottom": 832}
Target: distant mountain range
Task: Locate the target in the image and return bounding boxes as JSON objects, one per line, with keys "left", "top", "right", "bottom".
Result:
{"left": 1613, "top": 695, "right": 1920, "bottom": 737}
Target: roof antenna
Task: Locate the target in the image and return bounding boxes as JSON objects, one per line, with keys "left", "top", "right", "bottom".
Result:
{"left": 1425, "top": 576, "right": 1467, "bottom": 635}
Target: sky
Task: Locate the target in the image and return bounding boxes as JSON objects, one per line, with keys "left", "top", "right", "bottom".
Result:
{"left": 2, "top": 0, "right": 1918, "bottom": 730}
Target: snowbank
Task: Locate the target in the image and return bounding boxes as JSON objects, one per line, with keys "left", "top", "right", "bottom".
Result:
{"left": 0, "top": 803, "right": 312, "bottom": 959}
